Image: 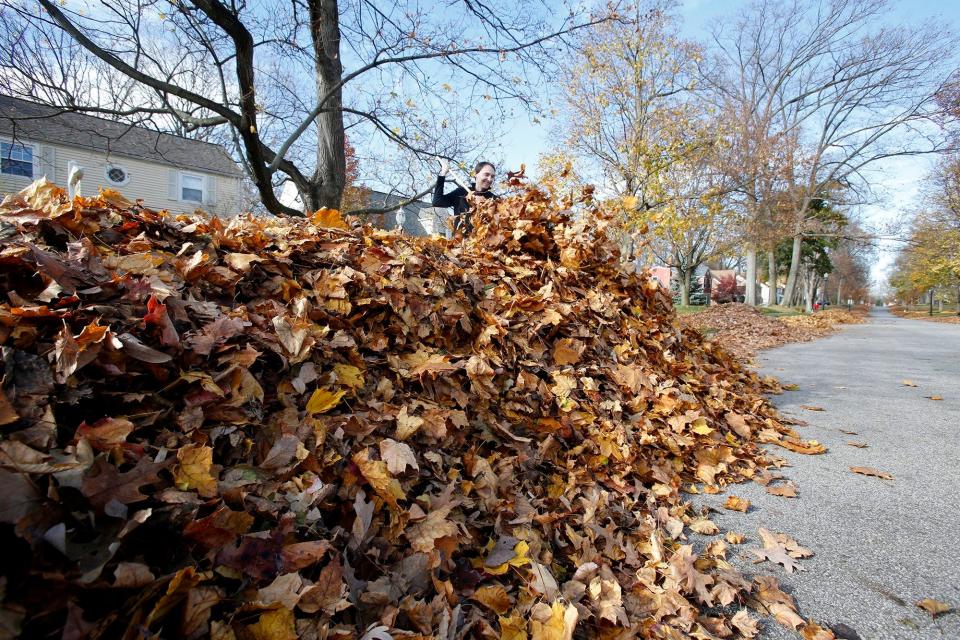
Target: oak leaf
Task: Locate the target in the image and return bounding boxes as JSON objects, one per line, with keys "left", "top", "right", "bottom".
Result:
{"left": 767, "top": 483, "right": 798, "bottom": 498}
{"left": 406, "top": 504, "right": 458, "bottom": 553}
{"left": 850, "top": 466, "right": 893, "bottom": 480}
{"left": 529, "top": 600, "right": 578, "bottom": 640}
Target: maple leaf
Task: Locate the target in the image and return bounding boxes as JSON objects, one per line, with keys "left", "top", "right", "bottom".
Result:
{"left": 472, "top": 584, "right": 512, "bottom": 614}
{"left": 751, "top": 528, "right": 811, "bottom": 573}
{"left": 406, "top": 504, "right": 458, "bottom": 552}
{"left": 352, "top": 449, "right": 404, "bottom": 509}
{"left": 731, "top": 610, "right": 760, "bottom": 638}
{"left": 850, "top": 466, "right": 893, "bottom": 480}
{"left": 529, "top": 600, "right": 578, "bottom": 640}
{"left": 299, "top": 561, "right": 351, "bottom": 615}
{"left": 311, "top": 207, "right": 349, "bottom": 229}
{"left": 378, "top": 439, "right": 418, "bottom": 475}
{"left": 174, "top": 444, "right": 219, "bottom": 497}
{"left": 552, "top": 338, "right": 585, "bottom": 366}
{"left": 802, "top": 622, "right": 838, "bottom": 639}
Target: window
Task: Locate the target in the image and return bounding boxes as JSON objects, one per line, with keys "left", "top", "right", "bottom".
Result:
{"left": 1, "top": 141, "right": 34, "bottom": 178}
{"left": 180, "top": 173, "right": 205, "bottom": 203}
{"left": 105, "top": 164, "right": 130, "bottom": 186}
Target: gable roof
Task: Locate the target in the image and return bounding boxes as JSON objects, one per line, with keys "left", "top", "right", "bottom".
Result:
{"left": 0, "top": 95, "right": 243, "bottom": 177}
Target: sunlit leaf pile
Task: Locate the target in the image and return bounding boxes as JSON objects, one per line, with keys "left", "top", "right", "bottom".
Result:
{"left": 0, "top": 180, "right": 829, "bottom": 639}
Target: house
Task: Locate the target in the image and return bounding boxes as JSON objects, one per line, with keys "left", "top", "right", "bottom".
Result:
{"left": 280, "top": 181, "right": 451, "bottom": 236}
{"left": 0, "top": 95, "right": 243, "bottom": 216}
{"left": 362, "top": 190, "right": 450, "bottom": 236}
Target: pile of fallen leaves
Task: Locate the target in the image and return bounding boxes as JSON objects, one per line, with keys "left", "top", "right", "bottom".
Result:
{"left": 888, "top": 305, "right": 960, "bottom": 324}
{"left": 680, "top": 304, "right": 866, "bottom": 358}
{"left": 779, "top": 308, "right": 867, "bottom": 334}
{"left": 0, "top": 179, "right": 829, "bottom": 639}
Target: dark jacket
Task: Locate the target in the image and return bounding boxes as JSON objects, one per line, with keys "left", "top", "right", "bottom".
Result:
{"left": 432, "top": 175, "right": 497, "bottom": 234}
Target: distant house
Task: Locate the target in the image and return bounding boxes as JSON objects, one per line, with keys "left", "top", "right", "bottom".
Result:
{"left": 0, "top": 95, "right": 243, "bottom": 216}
{"left": 279, "top": 181, "right": 451, "bottom": 236}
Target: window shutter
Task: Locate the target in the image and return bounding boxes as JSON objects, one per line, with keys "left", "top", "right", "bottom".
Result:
{"left": 38, "top": 145, "right": 55, "bottom": 181}
{"left": 168, "top": 169, "right": 179, "bottom": 200}
{"left": 205, "top": 175, "right": 216, "bottom": 206}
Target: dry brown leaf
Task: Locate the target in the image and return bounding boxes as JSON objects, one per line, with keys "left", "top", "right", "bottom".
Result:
{"left": 723, "top": 495, "right": 750, "bottom": 512}
{"left": 689, "top": 519, "right": 720, "bottom": 535}
{"left": 378, "top": 438, "right": 418, "bottom": 475}
{"left": 846, "top": 441, "right": 868, "bottom": 448}
{"left": 926, "top": 395, "right": 944, "bottom": 401}
{"left": 850, "top": 466, "right": 893, "bottom": 480}
{"left": 902, "top": 380, "right": 918, "bottom": 387}
{"left": 916, "top": 598, "right": 954, "bottom": 617}
{"left": 767, "top": 483, "right": 798, "bottom": 498}
{"left": 725, "top": 532, "right": 745, "bottom": 545}
{"left": 801, "top": 621, "right": 837, "bottom": 639}
{"left": 799, "top": 405, "right": 825, "bottom": 412}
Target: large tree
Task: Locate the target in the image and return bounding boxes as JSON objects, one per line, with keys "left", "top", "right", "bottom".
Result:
{"left": 706, "top": 0, "right": 957, "bottom": 308}
{"left": 2, "top": 0, "right": 609, "bottom": 215}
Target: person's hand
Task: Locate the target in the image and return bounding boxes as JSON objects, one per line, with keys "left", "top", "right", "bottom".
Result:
{"left": 436, "top": 157, "right": 449, "bottom": 177}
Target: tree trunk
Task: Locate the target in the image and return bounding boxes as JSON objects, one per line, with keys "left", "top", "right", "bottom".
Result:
{"left": 804, "top": 268, "right": 814, "bottom": 313}
{"left": 929, "top": 289, "right": 934, "bottom": 316}
{"left": 307, "top": 0, "right": 346, "bottom": 210}
{"left": 680, "top": 270, "right": 691, "bottom": 307}
{"left": 766, "top": 250, "right": 776, "bottom": 306}
{"left": 782, "top": 233, "right": 803, "bottom": 308}
{"left": 745, "top": 247, "right": 757, "bottom": 306}
{"left": 835, "top": 276, "right": 843, "bottom": 306}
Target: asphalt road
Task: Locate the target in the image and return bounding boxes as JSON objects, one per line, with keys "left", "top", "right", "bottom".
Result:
{"left": 694, "top": 307, "right": 960, "bottom": 640}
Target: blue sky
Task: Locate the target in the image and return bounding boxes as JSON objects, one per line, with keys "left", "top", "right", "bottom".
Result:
{"left": 494, "top": 0, "right": 960, "bottom": 290}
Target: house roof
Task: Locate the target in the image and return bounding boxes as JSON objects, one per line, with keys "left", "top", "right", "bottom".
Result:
{"left": 365, "top": 190, "right": 432, "bottom": 211}
{"left": 0, "top": 95, "right": 243, "bottom": 177}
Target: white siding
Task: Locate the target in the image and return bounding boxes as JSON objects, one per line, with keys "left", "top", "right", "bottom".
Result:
{"left": 0, "top": 138, "right": 242, "bottom": 217}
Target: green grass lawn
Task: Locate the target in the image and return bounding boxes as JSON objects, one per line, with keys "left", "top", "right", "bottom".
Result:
{"left": 673, "top": 303, "right": 807, "bottom": 317}
{"left": 897, "top": 304, "right": 960, "bottom": 318}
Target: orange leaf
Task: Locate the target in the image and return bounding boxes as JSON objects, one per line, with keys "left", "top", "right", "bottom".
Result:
{"left": 311, "top": 207, "right": 349, "bottom": 229}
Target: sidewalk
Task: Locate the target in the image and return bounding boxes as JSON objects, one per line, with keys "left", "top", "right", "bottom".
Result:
{"left": 694, "top": 307, "right": 960, "bottom": 639}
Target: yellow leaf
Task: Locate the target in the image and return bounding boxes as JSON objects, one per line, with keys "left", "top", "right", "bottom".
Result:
{"left": 306, "top": 388, "right": 345, "bottom": 414}
{"left": 691, "top": 417, "right": 713, "bottom": 435}
{"left": 311, "top": 207, "right": 348, "bottom": 229}
{"left": 916, "top": 598, "right": 953, "bottom": 617}
{"left": 174, "top": 444, "right": 218, "bottom": 497}
{"left": 333, "top": 363, "right": 364, "bottom": 389}
{"left": 498, "top": 612, "right": 528, "bottom": 640}
{"left": 530, "top": 600, "right": 578, "bottom": 640}
{"left": 723, "top": 495, "right": 750, "bottom": 512}
{"left": 353, "top": 449, "right": 405, "bottom": 509}
{"left": 248, "top": 607, "right": 297, "bottom": 640}
{"left": 395, "top": 405, "right": 424, "bottom": 440}
{"left": 725, "top": 532, "right": 745, "bottom": 544}
{"left": 472, "top": 584, "right": 512, "bottom": 614}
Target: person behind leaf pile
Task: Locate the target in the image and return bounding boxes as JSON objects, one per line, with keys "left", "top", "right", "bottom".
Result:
{"left": 432, "top": 158, "right": 498, "bottom": 234}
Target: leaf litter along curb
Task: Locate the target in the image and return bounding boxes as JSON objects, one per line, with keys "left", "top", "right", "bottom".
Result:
{"left": 0, "top": 179, "right": 832, "bottom": 639}
{"left": 678, "top": 304, "right": 866, "bottom": 359}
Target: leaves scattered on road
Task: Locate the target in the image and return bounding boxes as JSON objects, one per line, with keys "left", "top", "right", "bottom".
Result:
{"left": 750, "top": 528, "right": 813, "bottom": 573}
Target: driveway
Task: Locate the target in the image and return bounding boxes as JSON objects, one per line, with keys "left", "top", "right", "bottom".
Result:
{"left": 695, "top": 307, "right": 960, "bottom": 639}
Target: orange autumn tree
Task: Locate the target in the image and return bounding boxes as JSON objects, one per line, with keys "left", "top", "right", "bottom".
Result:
{"left": 340, "top": 138, "right": 369, "bottom": 213}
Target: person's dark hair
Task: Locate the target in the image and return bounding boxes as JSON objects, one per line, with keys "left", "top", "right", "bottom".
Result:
{"left": 474, "top": 161, "right": 495, "bottom": 174}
